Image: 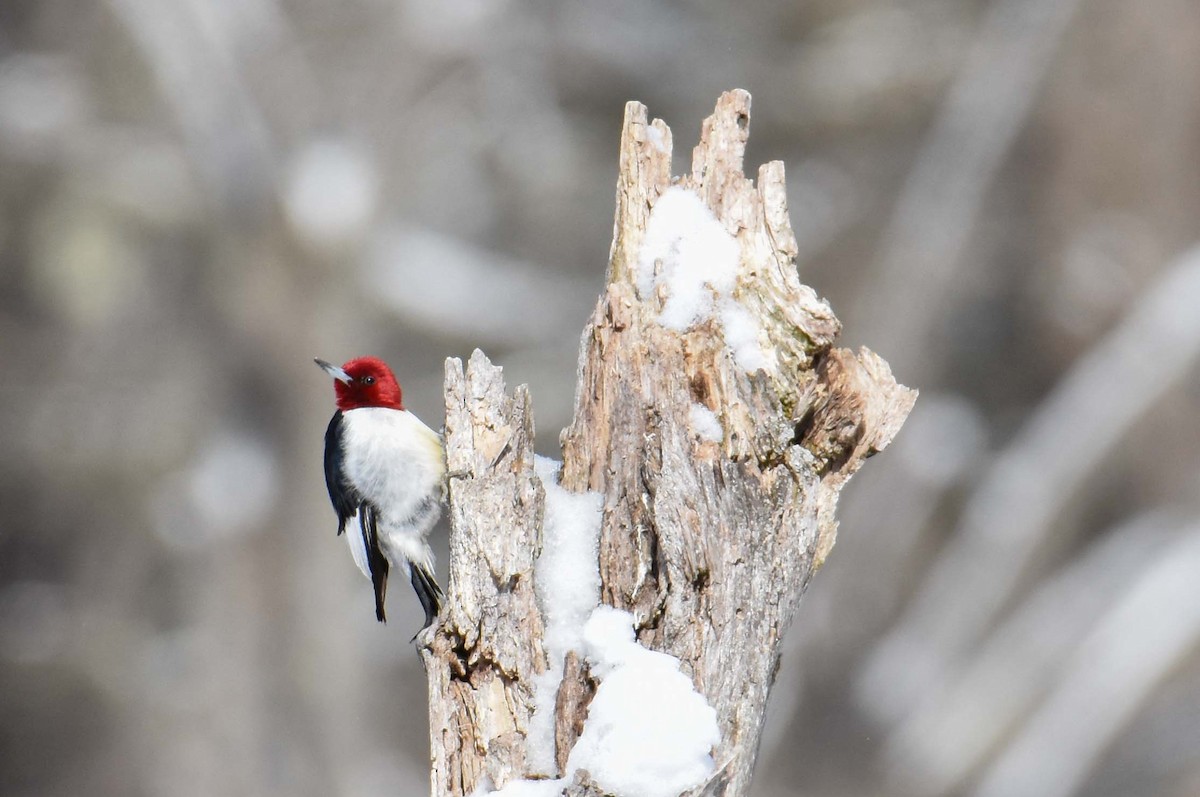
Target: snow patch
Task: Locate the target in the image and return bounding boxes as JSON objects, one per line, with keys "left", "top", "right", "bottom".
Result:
{"left": 636, "top": 186, "right": 770, "bottom": 372}
{"left": 645, "top": 124, "right": 669, "bottom": 154}
{"left": 688, "top": 404, "right": 724, "bottom": 444}
{"left": 636, "top": 187, "right": 738, "bottom": 330}
{"left": 484, "top": 778, "right": 565, "bottom": 797}
{"left": 717, "top": 298, "right": 770, "bottom": 372}
{"left": 528, "top": 456, "right": 604, "bottom": 774}
{"left": 486, "top": 606, "right": 720, "bottom": 797}
{"left": 566, "top": 607, "right": 720, "bottom": 797}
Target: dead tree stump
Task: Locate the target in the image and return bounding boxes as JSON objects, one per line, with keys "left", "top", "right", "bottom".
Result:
{"left": 420, "top": 90, "right": 916, "bottom": 797}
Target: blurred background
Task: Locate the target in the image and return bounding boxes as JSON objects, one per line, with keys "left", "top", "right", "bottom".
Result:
{"left": 2, "top": 0, "right": 1199, "bottom": 795}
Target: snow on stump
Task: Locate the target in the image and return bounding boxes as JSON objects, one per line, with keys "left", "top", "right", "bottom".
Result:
{"left": 420, "top": 90, "right": 916, "bottom": 797}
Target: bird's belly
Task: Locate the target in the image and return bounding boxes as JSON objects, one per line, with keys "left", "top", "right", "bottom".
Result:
{"left": 340, "top": 407, "right": 445, "bottom": 537}
{"left": 345, "top": 450, "right": 442, "bottom": 520}
{"left": 378, "top": 500, "right": 441, "bottom": 570}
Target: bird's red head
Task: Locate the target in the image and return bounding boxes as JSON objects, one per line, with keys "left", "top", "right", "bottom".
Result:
{"left": 315, "top": 356, "right": 404, "bottom": 411}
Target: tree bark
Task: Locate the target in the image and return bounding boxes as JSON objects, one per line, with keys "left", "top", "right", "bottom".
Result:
{"left": 420, "top": 90, "right": 916, "bottom": 797}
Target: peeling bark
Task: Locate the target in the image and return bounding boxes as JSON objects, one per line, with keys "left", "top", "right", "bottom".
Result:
{"left": 420, "top": 90, "right": 916, "bottom": 797}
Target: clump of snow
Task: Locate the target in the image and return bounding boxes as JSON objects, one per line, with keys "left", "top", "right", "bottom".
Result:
{"left": 688, "top": 404, "right": 724, "bottom": 444}
{"left": 717, "top": 298, "right": 770, "bottom": 372}
{"left": 645, "top": 124, "right": 669, "bottom": 154}
{"left": 528, "top": 456, "right": 604, "bottom": 774}
{"left": 486, "top": 606, "right": 720, "bottom": 797}
{"left": 483, "top": 778, "right": 566, "bottom": 797}
{"left": 637, "top": 187, "right": 738, "bottom": 330}
{"left": 636, "top": 187, "right": 770, "bottom": 372}
{"left": 531, "top": 459, "right": 604, "bottom": 637}
{"left": 527, "top": 674, "right": 562, "bottom": 776}
{"left": 566, "top": 606, "right": 720, "bottom": 797}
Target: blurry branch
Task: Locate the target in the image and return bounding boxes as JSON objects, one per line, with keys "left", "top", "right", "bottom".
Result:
{"left": 105, "top": 0, "right": 285, "bottom": 211}
{"left": 858, "top": 242, "right": 1200, "bottom": 727}
{"left": 364, "top": 227, "right": 593, "bottom": 346}
{"left": 882, "top": 510, "right": 1180, "bottom": 795}
{"left": 855, "top": 0, "right": 1085, "bottom": 373}
{"left": 972, "top": 523, "right": 1200, "bottom": 797}
{"left": 418, "top": 92, "right": 914, "bottom": 796}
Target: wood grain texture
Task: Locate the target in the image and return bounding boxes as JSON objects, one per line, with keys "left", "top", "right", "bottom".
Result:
{"left": 421, "top": 350, "right": 548, "bottom": 796}
{"left": 420, "top": 91, "right": 915, "bottom": 797}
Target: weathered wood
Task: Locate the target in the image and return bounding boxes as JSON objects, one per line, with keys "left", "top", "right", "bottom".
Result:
{"left": 421, "top": 351, "right": 548, "bottom": 797}
{"left": 554, "top": 651, "right": 594, "bottom": 775}
{"left": 555, "top": 90, "right": 914, "bottom": 796}
{"left": 420, "top": 91, "right": 915, "bottom": 797}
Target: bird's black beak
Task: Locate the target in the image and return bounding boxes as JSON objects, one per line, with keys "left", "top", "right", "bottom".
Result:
{"left": 314, "top": 358, "right": 353, "bottom": 384}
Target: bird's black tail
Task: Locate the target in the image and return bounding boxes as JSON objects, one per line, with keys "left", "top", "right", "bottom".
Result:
{"left": 410, "top": 562, "right": 444, "bottom": 631}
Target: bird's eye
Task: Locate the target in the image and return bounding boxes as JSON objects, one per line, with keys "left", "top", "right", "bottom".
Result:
{"left": 362, "top": 375, "right": 375, "bottom": 385}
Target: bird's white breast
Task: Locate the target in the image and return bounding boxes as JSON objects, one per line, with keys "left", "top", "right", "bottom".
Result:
{"left": 340, "top": 407, "right": 445, "bottom": 533}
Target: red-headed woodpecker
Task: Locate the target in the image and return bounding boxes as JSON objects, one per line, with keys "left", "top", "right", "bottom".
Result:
{"left": 315, "top": 356, "right": 445, "bottom": 629}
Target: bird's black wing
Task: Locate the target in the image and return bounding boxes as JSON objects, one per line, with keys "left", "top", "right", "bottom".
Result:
{"left": 324, "top": 411, "right": 391, "bottom": 623}
{"left": 323, "top": 411, "right": 360, "bottom": 535}
{"left": 359, "top": 502, "right": 390, "bottom": 623}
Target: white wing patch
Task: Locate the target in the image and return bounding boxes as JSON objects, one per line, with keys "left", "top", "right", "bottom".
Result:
{"left": 344, "top": 513, "right": 371, "bottom": 578}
